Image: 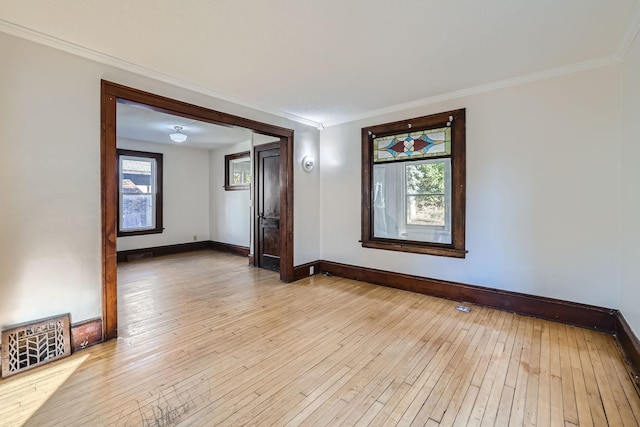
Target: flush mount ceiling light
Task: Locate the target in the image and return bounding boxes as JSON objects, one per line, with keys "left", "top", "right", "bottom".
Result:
{"left": 169, "top": 125, "right": 187, "bottom": 143}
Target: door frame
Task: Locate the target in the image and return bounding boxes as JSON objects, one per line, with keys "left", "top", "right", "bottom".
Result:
{"left": 253, "top": 141, "right": 283, "bottom": 270}
{"left": 100, "top": 80, "right": 295, "bottom": 341}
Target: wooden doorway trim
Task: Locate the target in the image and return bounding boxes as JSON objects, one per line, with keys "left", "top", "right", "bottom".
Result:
{"left": 100, "top": 80, "right": 295, "bottom": 341}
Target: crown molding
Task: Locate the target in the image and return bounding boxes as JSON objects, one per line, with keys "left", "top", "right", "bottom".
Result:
{"left": 0, "top": 19, "right": 323, "bottom": 130}
{"left": 322, "top": 56, "right": 613, "bottom": 128}
{"left": 0, "top": 18, "right": 625, "bottom": 131}
{"left": 613, "top": 1, "right": 640, "bottom": 62}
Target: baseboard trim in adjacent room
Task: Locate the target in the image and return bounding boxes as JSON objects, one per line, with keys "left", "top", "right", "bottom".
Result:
{"left": 292, "top": 260, "right": 321, "bottom": 281}
{"left": 318, "top": 260, "right": 617, "bottom": 333}
{"left": 209, "top": 241, "right": 250, "bottom": 257}
{"left": 117, "top": 241, "right": 211, "bottom": 262}
{"left": 70, "top": 317, "right": 103, "bottom": 352}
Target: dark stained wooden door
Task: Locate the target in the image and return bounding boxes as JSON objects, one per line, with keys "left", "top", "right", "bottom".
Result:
{"left": 255, "top": 143, "right": 281, "bottom": 271}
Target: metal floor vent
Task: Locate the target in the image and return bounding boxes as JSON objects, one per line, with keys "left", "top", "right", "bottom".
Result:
{"left": 1, "top": 314, "right": 71, "bottom": 378}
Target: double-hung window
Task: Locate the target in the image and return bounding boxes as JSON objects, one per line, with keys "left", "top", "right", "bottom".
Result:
{"left": 117, "top": 149, "right": 163, "bottom": 236}
{"left": 362, "top": 109, "right": 466, "bottom": 258}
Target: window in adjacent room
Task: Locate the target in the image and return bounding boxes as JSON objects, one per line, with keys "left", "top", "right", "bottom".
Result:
{"left": 117, "top": 149, "right": 163, "bottom": 236}
{"left": 361, "top": 109, "right": 466, "bottom": 258}
{"left": 224, "top": 151, "right": 251, "bottom": 190}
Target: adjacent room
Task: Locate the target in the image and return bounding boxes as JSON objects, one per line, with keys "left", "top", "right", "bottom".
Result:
{"left": 1, "top": 1, "right": 640, "bottom": 425}
{"left": 116, "top": 102, "right": 253, "bottom": 257}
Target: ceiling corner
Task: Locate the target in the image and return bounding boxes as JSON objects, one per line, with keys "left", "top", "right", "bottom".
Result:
{"left": 613, "top": 1, "right": 640, "bottom": 61}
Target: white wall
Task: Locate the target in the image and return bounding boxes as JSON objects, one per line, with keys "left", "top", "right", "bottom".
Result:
{"left": 621, "top": 34, "right": 640, "bottom": 338}
{"left": 0, "top": 32, "right": 320, "bottom": 328}
{"left": 294, "top": 126, "right": 321, "bottom": 265}
{"left": 1, "top": 34, "right": 103, "bottom": 327}
{"left": 320, "top": 66, "right": 622, "bottom": 308}
{"left": 116, "top": 138, "right": 210, "bottom": 251}
{"left": 209, "top": 140, "right": 251, "bottom": 247}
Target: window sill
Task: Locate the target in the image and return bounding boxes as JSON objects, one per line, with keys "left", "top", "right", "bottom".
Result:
{"left": 117, "top": 228, "right": 164, "bottom": 237}
{"left": 224, "top": 185, "right": 250, "bottom": 191}
{"left": 361, "top": 240, "right": 467, "bottom": 258}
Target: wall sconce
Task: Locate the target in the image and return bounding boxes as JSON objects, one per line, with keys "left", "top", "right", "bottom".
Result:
{"left": 301, "top": 156, "right": 315, "bottom": 172}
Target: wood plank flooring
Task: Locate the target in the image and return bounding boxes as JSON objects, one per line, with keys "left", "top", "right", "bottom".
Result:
{"left": 1, "top": 251, "right": 639, "bottom": 426}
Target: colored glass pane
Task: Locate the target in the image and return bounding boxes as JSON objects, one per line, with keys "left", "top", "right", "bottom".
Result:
{"left": 373, "top": 126, "right": 451, "bottom": 162}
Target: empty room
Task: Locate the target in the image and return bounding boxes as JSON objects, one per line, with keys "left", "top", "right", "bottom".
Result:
{"left": 1, "top": 1, "right": 640, "bottom": 426}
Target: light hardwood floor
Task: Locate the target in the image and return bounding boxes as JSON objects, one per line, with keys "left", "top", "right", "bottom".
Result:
{"left": 1, "top": 251, "right": 639, "bottom": 426}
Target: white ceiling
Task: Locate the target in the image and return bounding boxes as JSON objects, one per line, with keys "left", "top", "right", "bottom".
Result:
{"left": 116, "top": 102, "right": 252, "bottom": 149}
{"left": 1, "top": 1, "right": 639, "bottom": 127}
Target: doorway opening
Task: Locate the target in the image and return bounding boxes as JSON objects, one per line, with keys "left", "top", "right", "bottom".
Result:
{"left": 101, "top": 80, "right": 294, "bottom": 340}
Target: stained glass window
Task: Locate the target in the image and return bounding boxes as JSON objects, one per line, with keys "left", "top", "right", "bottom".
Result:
{"left": 361, "top": 109, "right": 466, "bottom": 258}
{"left": 373, "top": 126, "right": 451, "bottom": 163}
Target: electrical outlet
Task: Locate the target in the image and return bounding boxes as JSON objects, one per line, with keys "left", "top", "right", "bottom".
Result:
{"left": 193, "top": 235, "right": 197, "bottom": 241}
{"left": 456, "top": 304, "right": 471, "bottom": 313}
{"left": 309, "top": 266, "right": 314, "bottom": 275}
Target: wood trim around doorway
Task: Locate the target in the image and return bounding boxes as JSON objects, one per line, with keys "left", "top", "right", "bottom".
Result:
{"left": 100, "top": 80, "right": 295, "bottom": 341}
